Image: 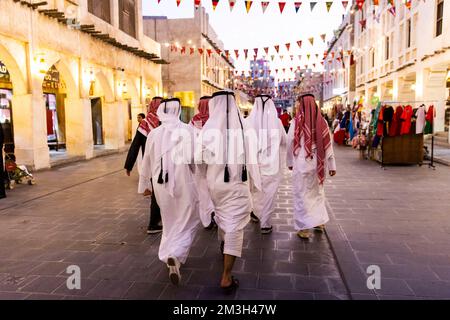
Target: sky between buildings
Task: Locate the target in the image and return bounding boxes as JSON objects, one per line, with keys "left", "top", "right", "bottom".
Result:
{"left": 142, "top": 0, "right": 351, "bottom": 79}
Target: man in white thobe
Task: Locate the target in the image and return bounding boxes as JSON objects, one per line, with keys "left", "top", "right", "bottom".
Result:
{"left": 200, "top": 91, "right": 261, "bottom": 292}
{"left": 246, "top": 95, "right": 287, "bottom": 234}
{"left": 287, "top": 94, "right": 337, "bottom": 239}
{"left": 139, "top": 98, "right": 200, "bottom": 285}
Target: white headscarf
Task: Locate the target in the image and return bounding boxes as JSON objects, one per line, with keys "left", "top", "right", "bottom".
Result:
{"left": 201, "top": 91, "right": 261, "bottom": 190}
{"left": 154, "top": 98, "right": 184, "bottom": 197}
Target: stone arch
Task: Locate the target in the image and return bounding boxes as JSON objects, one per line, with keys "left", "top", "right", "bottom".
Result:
{"left": 95, "top": 70, "right": 115, "bottom": 103}
{"left": 0, "top": 42, "right": 27, "bottom": 95}
{"left": 53, "top": 59, "right": 79, "bottom": 99}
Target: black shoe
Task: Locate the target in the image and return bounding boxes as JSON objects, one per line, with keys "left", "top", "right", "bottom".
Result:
{"left": 261, "top": 226, "right": 273, "bottom": 235}
{"left": 147, "top": 225, "right": 163, "bottom": 234}
{"left": 250, "top": 212, "right": 260, "bottom": 223}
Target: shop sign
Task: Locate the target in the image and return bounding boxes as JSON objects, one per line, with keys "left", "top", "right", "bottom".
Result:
{"left": 0, "top": 61, "right": 11, "bottom": 82}
{"left": 43, "top": 66, "right": 60, "bottom": 90}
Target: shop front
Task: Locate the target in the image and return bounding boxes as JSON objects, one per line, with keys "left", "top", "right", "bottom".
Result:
{"left": 0, "top": 60, "right": 14, "bottom": 154}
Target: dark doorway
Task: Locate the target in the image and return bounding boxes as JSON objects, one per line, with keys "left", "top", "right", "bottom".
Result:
{"left": 91, "top": 98, "right": 104, "bottom": 145}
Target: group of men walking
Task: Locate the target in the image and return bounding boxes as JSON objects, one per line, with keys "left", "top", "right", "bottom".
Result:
{"left": 124, "top": 91, "right": 336, "bottom": 293}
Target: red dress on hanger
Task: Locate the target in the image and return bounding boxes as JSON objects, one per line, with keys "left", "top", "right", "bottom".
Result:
{"left": 376, "top": 105, "right": 386, "bottom": 136}
{"left": 389, "top": 106, "right": 404, "bottom": 137}
{"left": 400, "top": 105, "right": 413, "bottom": 135}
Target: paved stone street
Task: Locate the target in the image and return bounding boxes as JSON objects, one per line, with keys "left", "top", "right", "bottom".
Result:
{"left": 0, "top": 153, "right": 348, "bottom": 300}
{"left": 326, "top": 146, "right": 450, "bottom": 300}
{"left": 1, "top": 146, "right": 450, "bottom": 300}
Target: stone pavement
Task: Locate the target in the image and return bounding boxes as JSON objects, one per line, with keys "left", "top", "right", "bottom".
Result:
{"left": 325, "top": 146, "right": 450, "bottom": 300}
{"left": 0, "top": 153, "right": 348, "bottom": 300}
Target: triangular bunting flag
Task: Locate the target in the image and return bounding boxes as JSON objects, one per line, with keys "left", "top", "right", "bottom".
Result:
{"left": 253, "top": 48, "right": 258, "bottom": 56}
{"left": 298, "top": 55, "right": 302, "bottom": 60}
{"left": 290, "top": 55, "right": 294, "bottom": 61}
{"left": 320, "top": 34, "right": 326, "bottom": 42}
{"left": 190, "top": 47, "right": 195, "bottom": 55}
{"left": 206, "top": 49, "right": 212, "bottom": 57}
{"left": 356, "top": 0, "right": 364, "bottom": 10}
{"left": 245, "top": 0, "right": 253, "bottom": 13}
{"left": 342, "top": 1, "right": 349, "bottom": 9}
{"left": 285, "top": 43, "right": 291, "bottom": 51}
{"left": 388, "top": 6, "right": 396, "bottom": 16}
{"left": 307, "top": 54, "right": 311, "bottom": 60}
{"left": 228, "top": 0, "right": 236, "bottom": 11}
{"left": 294, "top": 2, "right": 302, "bottom": 13}
{"left": 198, "top": 48, "right": 204, "bottom": 55}
{"left": 359, "top": 19, "right": 367, "bottom": 29}
{"left": 212, "top": 0, "right": 219, "bottom": 11}
{"left": 280, "top": 55, "right": 284, "bottom": 60}
{"left": 310, "top": 2, "right": 317, "bottom": 11}
{"left": 405, "top": 0, "right": 412, "bottom": 10}
{"left": 325, "top": 1, "right": 333, "bottom": 12}
{"left": 234, "top": 49, "right": 239, "bottom": 58}
{"left": 373, "top": 0, "right": 379, "bottom": 5}
{"left": 297, "top": 40, "right": 303, "bottom": 49}
{"left": 264, "top": 47, "right": 269, "bottom": 55}
{"left": 308, "top": 37, "right": 314, "bottom": 46}
{"left": 244, "top": 49, "right": 248, "bottom": 59}
{"left": 261, "top": 1, "right": 269, "bottom": 13}
{"left": 278, "top": 2, "right": 286, "bottom": 13}
{"left": 274, "top": 45, "right": 280, "bottom": 53}
{"left": 271, "top": 55, "right": 275, "bottom": 61}
{"left": 176, "top": 0, "right": 181, "bottom": 6}
{"left": 194, "top": 0, "right": 201, "bottom": 9}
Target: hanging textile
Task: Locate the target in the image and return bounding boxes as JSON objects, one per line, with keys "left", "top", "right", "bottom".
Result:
{"left": 415, "top": 105, "right": 426, "bottom": 134}
{"left": 388, "top": 106, "right": 403, "bottom": 137}
{"left": 400, "top": 105, "right": 413, "bottom": 135}
{"left": 424, "top": 105, "right": 435, "bottom": 134}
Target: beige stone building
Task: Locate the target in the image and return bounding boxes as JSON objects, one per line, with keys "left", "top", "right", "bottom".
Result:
{"left": 143, "top": 7, "right": 234, "bottom": 122}
{"left": 0, "top": 0, "right": 163, "bottom": 170}
{"left": 352, "top": 0, "right": 450, "bottom": 143}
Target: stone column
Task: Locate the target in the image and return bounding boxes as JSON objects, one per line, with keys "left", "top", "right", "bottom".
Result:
{"left": 103, "top": 100, "right": 126, "bottom": 150}
{"left": 64, "top": 97, "right": 94, "bottom": 159}
{"left": 11, "top": 93, "right": 50, "bottom": 170}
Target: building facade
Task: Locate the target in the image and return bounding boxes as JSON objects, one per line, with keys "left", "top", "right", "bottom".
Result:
{"left": 323, "top": 10, "right": 356, "bottom": 117}
{"left": 143, "top": 8, "right": 234, "bottom": 122}
{"left": 352, "top": 0, "right": 450, "bottom": 142}
{"left": 0, "top": 0, "right": 163, "bottom": 170}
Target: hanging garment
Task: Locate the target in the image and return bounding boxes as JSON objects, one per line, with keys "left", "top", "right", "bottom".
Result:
{"left": 400, "top": 105, "right": 413, "bottom": 135}
{"left": 201, "top": 91, "right": 261, "bottom": 258}
{"left": 246, "top": 95, "right": 287, "bottom": 229}
{"left": 371, "top": 103, "right": 382, "bottom": 136}
{"left": 388, "top": 106, "right": 404, "bottom": 137}
{"left": 424, "top": 105, "right": 435, "bottom": 134}
{"left": 383, "top": 106, "right": 394, "bottom": 136}
{"left": 376, "top": 105, "right": 386, "bottom": 137}
{"left": 139, "top": 98, "right": 200, "bottom": 265}
{"left": 190, "top": 96, "right": 215, "bottom": 228}
{"left": 415, "top": 105, "right": 426, "bottom": 134}
{"left": 287, "top": 94, "right": 336, "bottom": 231}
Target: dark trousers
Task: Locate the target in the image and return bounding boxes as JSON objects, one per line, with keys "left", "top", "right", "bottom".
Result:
{"left": 147, "top": 179, "right": 161, "bottom": 229}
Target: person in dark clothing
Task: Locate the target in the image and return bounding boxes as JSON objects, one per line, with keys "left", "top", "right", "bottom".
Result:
{"left": 124, "top": 97, "right": 164, "bottom": 234}
{"left": 0, "top": 122, "right": 6, "bottom": 199}
{"left": 279, "top": 110, "right": 292, "bottom": 133}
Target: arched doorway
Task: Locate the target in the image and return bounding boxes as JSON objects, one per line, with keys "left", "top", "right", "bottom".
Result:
{"left": 0, "top": 59, "right": 14, "bottom": 154}
{"left": 42, "top": 64, "right": 67, "bottom": 153}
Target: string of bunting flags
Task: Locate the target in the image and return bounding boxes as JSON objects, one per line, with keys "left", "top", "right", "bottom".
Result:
{"left": 160, "top": 0, "right": 352, "bottom": 13}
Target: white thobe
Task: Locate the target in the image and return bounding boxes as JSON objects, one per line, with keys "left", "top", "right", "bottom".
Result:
{"left": 250, "top": 120, "right": 287, "bottom": 228}
{"left": 416, "top": 106, "right": 426, "bottom": 134}
{"left": 139, "top": 124, "right": 200, "bottom": 264}
{"left": 286, "top": 125, "right": 336, "bottom": 231}
{"left": 191, "top": 123, "right": 215, "bottom": 228}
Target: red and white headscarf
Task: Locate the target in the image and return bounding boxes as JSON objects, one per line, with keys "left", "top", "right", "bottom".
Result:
{"left": 293, "top": 94, "right": 331, "bottom": 185}
{"left": 139, "top": 97, "right": 163, "bottom": 137}
{"left": 191, "top": 96, "right": 211, "bottom": 129}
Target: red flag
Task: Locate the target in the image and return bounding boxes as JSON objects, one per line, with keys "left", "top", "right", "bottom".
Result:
{"left": 285, "top": 43, "right": 291, "bottom": 51}
{"left": 388, "top": 6, "right": 396, "bottom": 16}
{"left": 254, "top": 48, "right": 258, "bottom": 56}
{"left": 207, "top": 49, "right": 212, "bottom": 57}
{"left": 212, "top": 0, "right": 219, "bottom": 10}
{"left": 274, "top": 45, "right": 280, "bottom": 53}
{"left": 261, "top": 1, "right": 269, "bottom": 13}
{"left": 234, "top": 49, "right": 239, "bottom": 58}
{"left": 342, "top": 1, "right": 349, "bottom": 9}
{"left": 198, "top": 48, "right": 204, "bottom": 55}
{"left": 264, "top": 47, "right": 269, "bottom": 55}
{"left": 225, "top": 50, "right": 230, "bottom": 58}
{"left": 194, "top": 0, "right": 201, "bottom": 9}
{"left": 359, "top": 19, "right": 367, "bottom": 30}
{"left": 244, "top": 49, "right": 248, "bottom": 59}
{"left": 181, "top": 46, "right": 186, "bottom": 54}
{"left": 297, "top": 40, "right": 302, "bottom": 49}
{"left": 278, "top": 2, "right": 286, "bottom": 13}
{"left": 190, "top": 47, "right": 195, "bottom": 55}
{"left": 356, "top": 0, "right": 364, "bottom": 10}
{"left": 216, "top": 49, "right": 222, "bottom": 55}
{"left": 176, "top": 0, "right": 181, "bottom": 7}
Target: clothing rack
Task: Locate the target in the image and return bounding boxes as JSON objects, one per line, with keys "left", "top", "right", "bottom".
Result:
{"left": 379, "top": 100, "right": 439, "bottom": 169}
